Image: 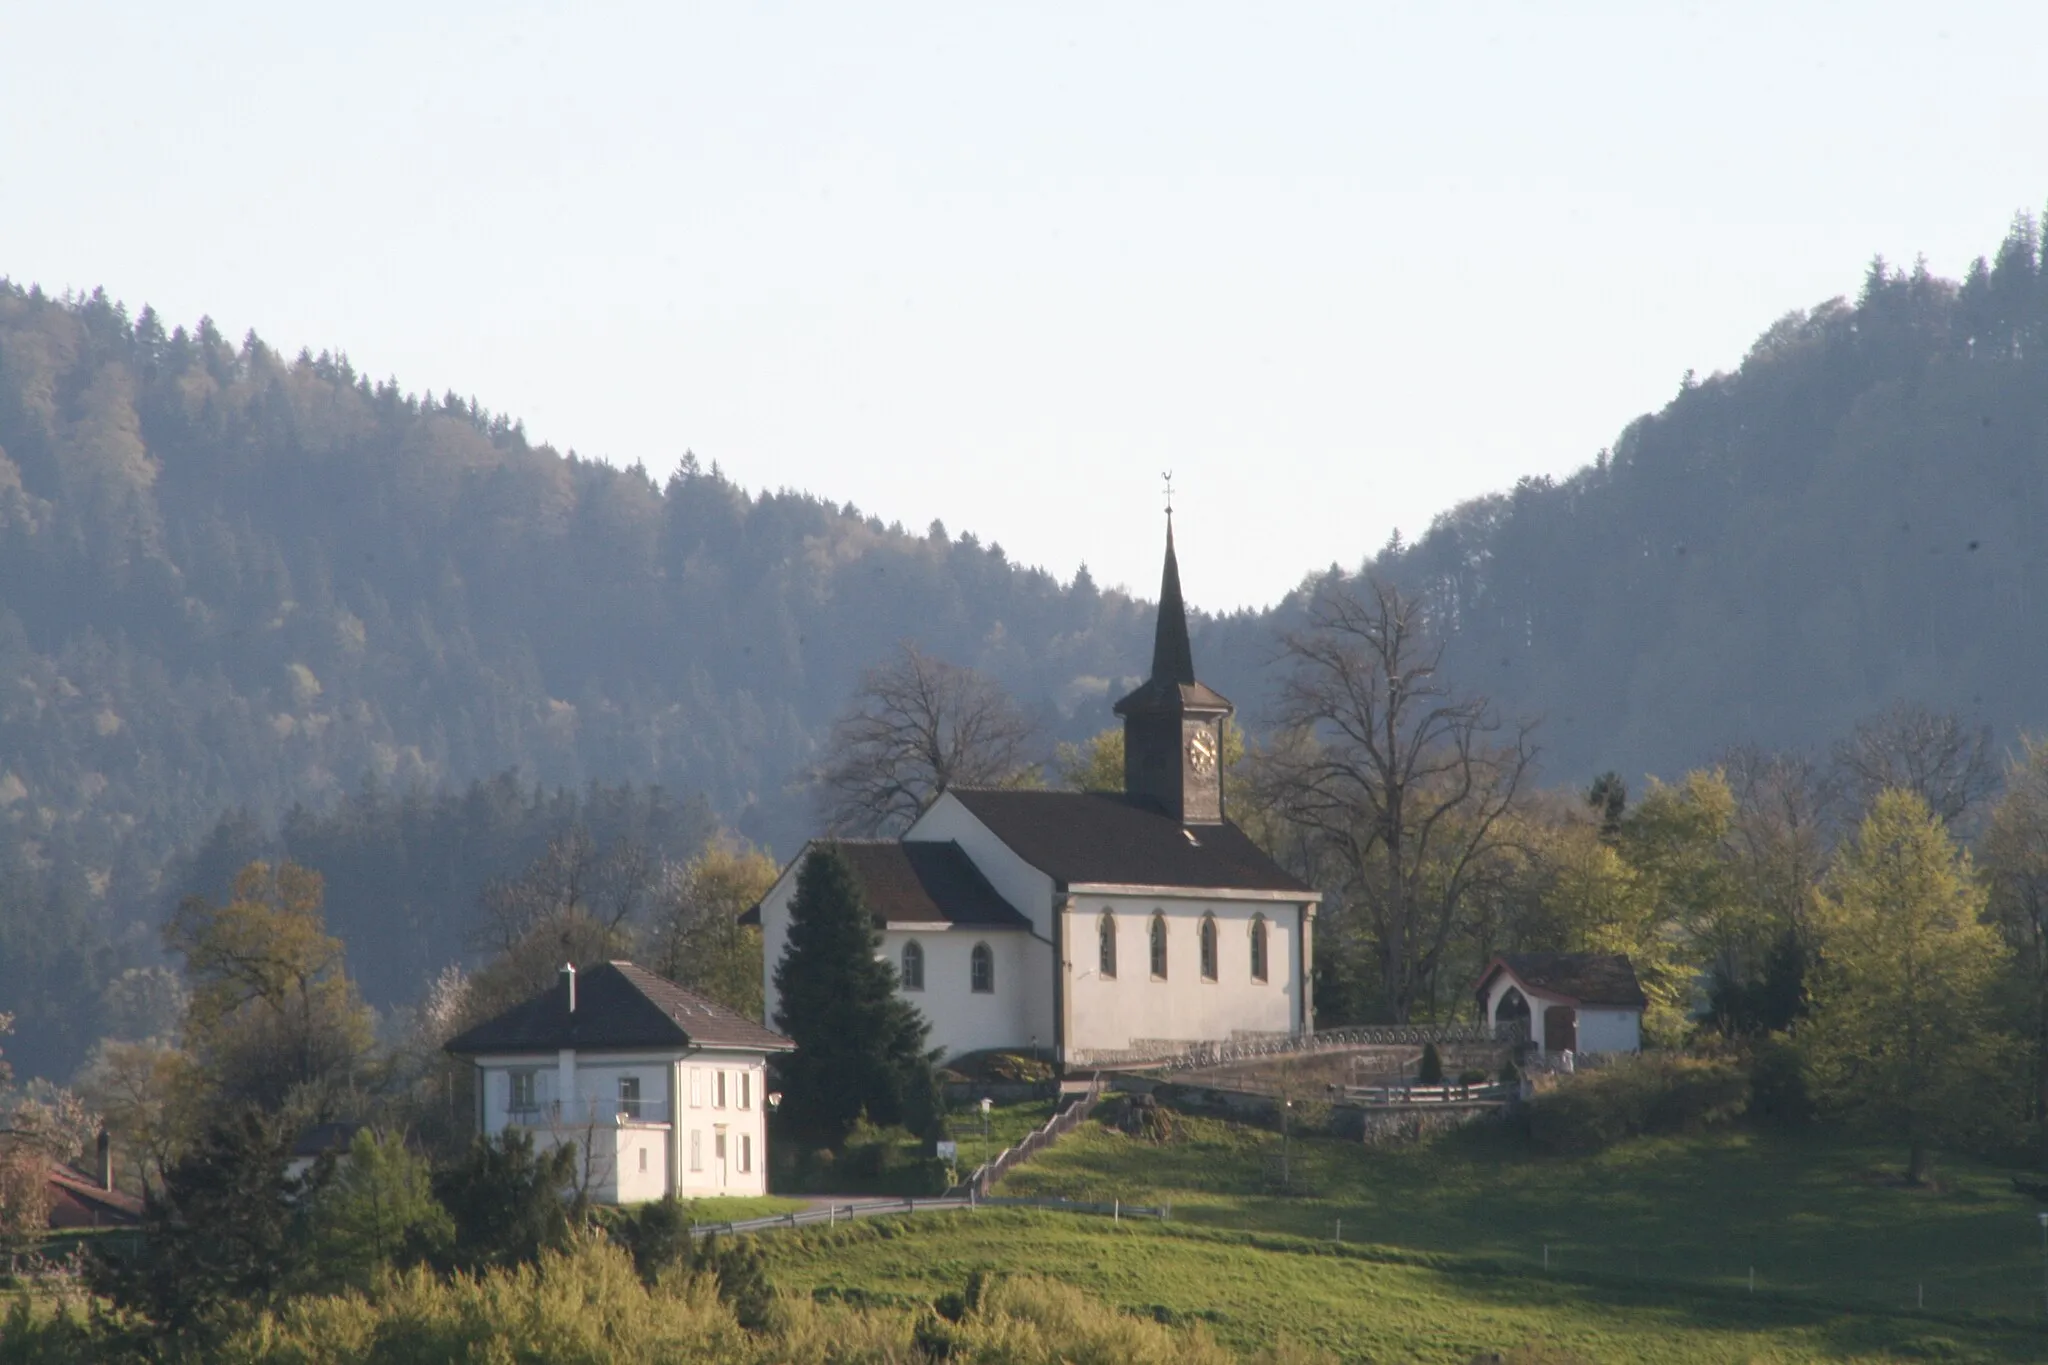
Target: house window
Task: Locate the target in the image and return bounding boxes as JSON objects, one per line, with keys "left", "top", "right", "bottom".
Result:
{"left": 901, "top": 940, "right": 925, "bottom": 991}
{"left": 971, "top": 942, "right": 995, "bottom": 993}
{"left": 690, "top": 1068, "right": 703, "bottom": 1109}
{"left": 638, "top": 1147, "right": 648, "bottom": 1173}
{"left": 1250, "top": 914, "right": 1269, "bottom": 983}
{"left": 740, "top": 1134, "right": 753, "bottom": 1174}
{"left": 738, "top": 1071, "right": 751, "bottom": 1111}
{"left": 1150, "top": 913, "right": 1168, "bottom": 979}
{"left": 509, "top": 1069, "right": 538, "bottom": 1113}
{"left": 618, "top": 1076, "right": 642, "bottom": 1120}
{"left": 690, "top": 1130, "right": 702, "bottom": 1172}
{"left": 714, "top": 1071, "right": 728, "bottom": 1109}
{"left": 1199, "top": 913, "right": 1219, "bottom": 981}
{"left": 1098, "top": 911, "right": 1117, "bottom": 979}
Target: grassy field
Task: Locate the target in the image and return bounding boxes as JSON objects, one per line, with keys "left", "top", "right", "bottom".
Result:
{"left": 759, "top": 1207, "right": 2048, "bottom": 1363}
{"left": 994, "top": 1112, "right": 2047, "bottom": 1321}
{"left": 680, "top": 1193, "right": 809, "bottom": 1222}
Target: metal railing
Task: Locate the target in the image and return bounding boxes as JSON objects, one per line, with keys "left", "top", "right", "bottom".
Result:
{"left": 1343, "top": 1080, "right": 1513, "bottom": 1106}
{"left": 1121, "top": 1020, "right": 1522, "bottom": 1074}
{"left": 955, "top": 1075, "right": 1104, "bottom": 1198}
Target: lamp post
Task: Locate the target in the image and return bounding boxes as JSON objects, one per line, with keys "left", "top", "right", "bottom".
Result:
{"left": 979, "top": 1095, "right": 993, "bottom": 1169}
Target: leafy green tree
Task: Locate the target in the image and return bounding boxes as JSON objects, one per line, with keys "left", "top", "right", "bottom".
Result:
{"left": 652, "top": 839, "right": 774, "bottom": 1018}
{"left": 164, "top": 861, "right": 375, "bottom": 1113}
{"left": 93, "top": 1108, "right": 306, "bottom": 1342}
{"left": 1803, "top": 789, "right": 2017, "bottom": 1183}
{"left": 771, "top": 846, "right": 937, "bottom": 1146}
{"left": 431, "top": 1127, "right": 577, "bottom": 1273}
{"left": 1981, "top": 734, "right": 2048, "bottom": 1157}
{"left": 303, "top": 1127, "right": 453, "bottom": 1291}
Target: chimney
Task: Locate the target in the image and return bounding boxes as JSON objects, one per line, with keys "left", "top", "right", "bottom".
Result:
{"left": 97, "top": 1127, "right": 113, "bottom": 1192}
{"left": 561, "top": 963, "right": 577, "bottom": 1014}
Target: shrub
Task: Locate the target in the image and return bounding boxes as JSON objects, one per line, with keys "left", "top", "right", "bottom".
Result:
{"left": 1526, "top": 1054, "right": 1748, "bottom": 1154}
{"left": 615, "top": 1195, "right": 693, "bottom": 1285}
{"left": 1747, "top": 1034, "right": 1812, "bottom": 1125}
{"left": 1417, "top": 1043, "right": 1445, "bottom": 1085}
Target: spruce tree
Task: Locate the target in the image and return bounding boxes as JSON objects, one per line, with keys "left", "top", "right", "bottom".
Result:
{"left": 772, "top": 845, "right": 936, "bottom": 1146}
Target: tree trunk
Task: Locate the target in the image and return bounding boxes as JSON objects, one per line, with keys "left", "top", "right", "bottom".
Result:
{"left": 1907, "top": 1139, "right": 1932, "bottom": 1186}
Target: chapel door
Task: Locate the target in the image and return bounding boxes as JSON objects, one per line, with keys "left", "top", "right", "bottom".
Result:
{"left": 1543, "top": 1005, "right": 1577, "bottom": 1053}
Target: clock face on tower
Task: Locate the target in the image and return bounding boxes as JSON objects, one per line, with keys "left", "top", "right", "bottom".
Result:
{"left": 1187, "top": 727, "right": 1218, "bottom": 777}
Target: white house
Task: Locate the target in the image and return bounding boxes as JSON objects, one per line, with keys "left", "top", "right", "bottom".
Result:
{"left": 445, "top": 961, "right": 793, "bottom": 1203}
{"left": 1475, "top": 953, "right": 1646, "bottom": 1056}
{"left": 749, "top": 521, "right": 1321, "bottom": 1068}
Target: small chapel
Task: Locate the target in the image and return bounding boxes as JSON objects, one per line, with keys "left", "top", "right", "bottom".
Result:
{"left": 750, "top": 520, "right": 1320, "bottom": 1068}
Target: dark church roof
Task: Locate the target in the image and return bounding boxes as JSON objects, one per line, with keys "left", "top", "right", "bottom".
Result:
{"left": 445, "top": 961, "right": 793, "bottom": 1056}
{"left": 822, "top": 840, "right": 1032, "bottom": 928}
{"left": 1114, "top": 520, "right": 1232, "bottom": 717}
{"left": 943, "top": 788, "right": 1312, "bottom": 894}
{"left": 1478, "top": 953, "right": 1647, "bottom": 1009}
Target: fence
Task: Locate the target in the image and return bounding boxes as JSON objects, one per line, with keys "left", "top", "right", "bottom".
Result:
{"left": 956, "top": 1075, "right": 1104, "bottom": 1198}
{"left": 1118, "top": 1020, "right": 1523, "bottom": 1074}
{"left": 690, "top": 1188, "right": 1163, "bottom": 1239}
{"left": 1343, "top": 1080, "right": 1513, "bottom": 1106}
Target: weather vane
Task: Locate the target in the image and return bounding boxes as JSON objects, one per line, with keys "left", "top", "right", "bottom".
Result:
{"left": 1162, "top": 470, "right": 1175, "bottom": 517}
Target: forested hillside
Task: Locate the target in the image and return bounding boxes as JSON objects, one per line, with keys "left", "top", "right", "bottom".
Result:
{"left": 11, "top": 208, "right": 2048, "bottom": 1079}
{"left": 0, "top": 284, "right": 1156, "bottom": 1076}
{"left": 1316, "top": 215, "right": 2048, "bottom": 782}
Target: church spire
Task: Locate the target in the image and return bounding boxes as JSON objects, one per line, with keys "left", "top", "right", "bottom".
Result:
{"left": 1150, "top": 518, "right": 1196, "bottom": 686}
{"left": 1112, "top": 503, "right": 1233, "bottom": 825}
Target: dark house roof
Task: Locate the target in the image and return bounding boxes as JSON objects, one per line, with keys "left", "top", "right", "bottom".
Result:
{"left": 737, "top": 841, "right": 1031, "bottom": 929}
{"left": 827, "top": 840, "right": 1031, "bottom": 927}
{"left": 1478, "top": 953, "right": 1647, "bottom": 1009}
{"left": 45, "top": 1163, "right": 143, "bottom": 1229}
{"left": 445, "top": 961, "right": 793, "bottom": 1056}
{"left": 944, "top": 788, "right": 1312, "bottom": 895}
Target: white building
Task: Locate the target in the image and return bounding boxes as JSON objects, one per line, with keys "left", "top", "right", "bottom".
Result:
{"left": 750, "top": 522, "right": 1321, "bottom": 1067}
{"left": 445, "top": 961, "right": 793, "bottom": 1203}
{"left": 1475, "top": 953, "right": 1646, "bottom": 1056}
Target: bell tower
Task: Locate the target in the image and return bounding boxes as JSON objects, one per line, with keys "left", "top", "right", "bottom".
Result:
{"left": 1113, "top": 513, "right": 1232, "bottom": 825}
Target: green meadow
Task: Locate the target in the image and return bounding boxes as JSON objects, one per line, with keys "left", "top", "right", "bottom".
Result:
{"left": 754, "top": 1105, "right": 2048, "bottom": 1361}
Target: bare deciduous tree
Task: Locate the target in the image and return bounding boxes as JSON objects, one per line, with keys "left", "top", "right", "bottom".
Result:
{"left": 466, "top": 830, "right": 658, "bottom": 1024}
{"left": 1833, "top": 701, "right": 1995, "bottom": 826}
{"left": 1255, "top": 578, "right": 1535, "bottom": 1023}
{"left": 816, "top": 642, "right": 1038, "bottom": 836}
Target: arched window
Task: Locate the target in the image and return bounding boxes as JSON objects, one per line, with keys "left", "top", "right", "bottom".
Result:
{"left": 1249, "top": 914, "right": 1269, "bottom": 983}
{"left": 1098, "top": 912, "right": 1117, "bottom": 978}
{"left": 970, "top": 942, "right": 995, "bottom": 993}
{"left": 1199, "top": 913, "right": 1219, "bottom": 981}
{"left": 1149, "top": 913, "right": 1168, "bottom": 979}
{"left": 900, "top": 940, "right": 924, "bottom": 991}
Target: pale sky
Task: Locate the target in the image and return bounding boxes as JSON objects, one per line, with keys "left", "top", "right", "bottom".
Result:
{"left": 7, "top": 2, "right": 2046, "bottom": 611}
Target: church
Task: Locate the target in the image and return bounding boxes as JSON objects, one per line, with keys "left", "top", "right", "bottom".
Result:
{"left": 750, "top": 521, "right": 1320, "bottom": 1068}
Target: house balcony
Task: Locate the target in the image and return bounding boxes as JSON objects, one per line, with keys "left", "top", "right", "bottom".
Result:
{"left": 504, "top": 1098, "right": 672, "bottom": 1130}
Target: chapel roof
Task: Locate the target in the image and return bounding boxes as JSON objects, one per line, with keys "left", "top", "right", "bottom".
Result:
{"left": 444, "top": 960, "right": 793, "bottom": 1056}
{"left": 1478, "top": 952, "right": 1647, "bottom": 1009}
{"left": 940, "top": 788, "right": 1312, "bottom": 894}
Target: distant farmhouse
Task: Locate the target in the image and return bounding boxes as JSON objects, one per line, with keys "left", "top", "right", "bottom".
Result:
{"left": 750, "top": 523, "right": 1322, "bottom": 1067}
{"left": 446, "top": 961, "right": 793, "bottom": 1201}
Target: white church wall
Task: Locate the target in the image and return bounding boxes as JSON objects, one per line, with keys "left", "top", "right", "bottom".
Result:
{"left": 905, "top": 796, "right": 1058, "bottom": 937}
{"left": 756, "top": 855, "right": 803, "bottom": 1028}
{"left": 884, "top": 927, "right": 1045, "bottom": 1060}
{"left": 1064, "top": 895, "right": 1296, "bottom": 1059}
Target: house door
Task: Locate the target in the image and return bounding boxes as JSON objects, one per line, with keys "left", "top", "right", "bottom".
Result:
{"left": 1543, "top": 1005, "right": 1577, "bottom": 1053}
{"left": 714, "top": 1129, "right": 728, "bottom": 1187}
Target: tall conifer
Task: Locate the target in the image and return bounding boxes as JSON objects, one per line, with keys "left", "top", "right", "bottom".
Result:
{"left": 771, "top": 846, "right": 937, "bottom": 1146}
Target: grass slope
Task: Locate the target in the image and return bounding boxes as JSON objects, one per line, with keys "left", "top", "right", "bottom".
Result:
{"left": 760, "top": 1209, "right": 2047, "bottom": 1363}
{"left": 996, "top": 1114, "right": 2045, "bottom": 1320}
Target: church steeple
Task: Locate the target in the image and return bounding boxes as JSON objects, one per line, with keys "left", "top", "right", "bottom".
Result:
{"left": 1150, "top": 520, "right": 1196, "bottom": 686}
{"left": 1113, "top": 513, "right": 1233, "bottom": 825}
